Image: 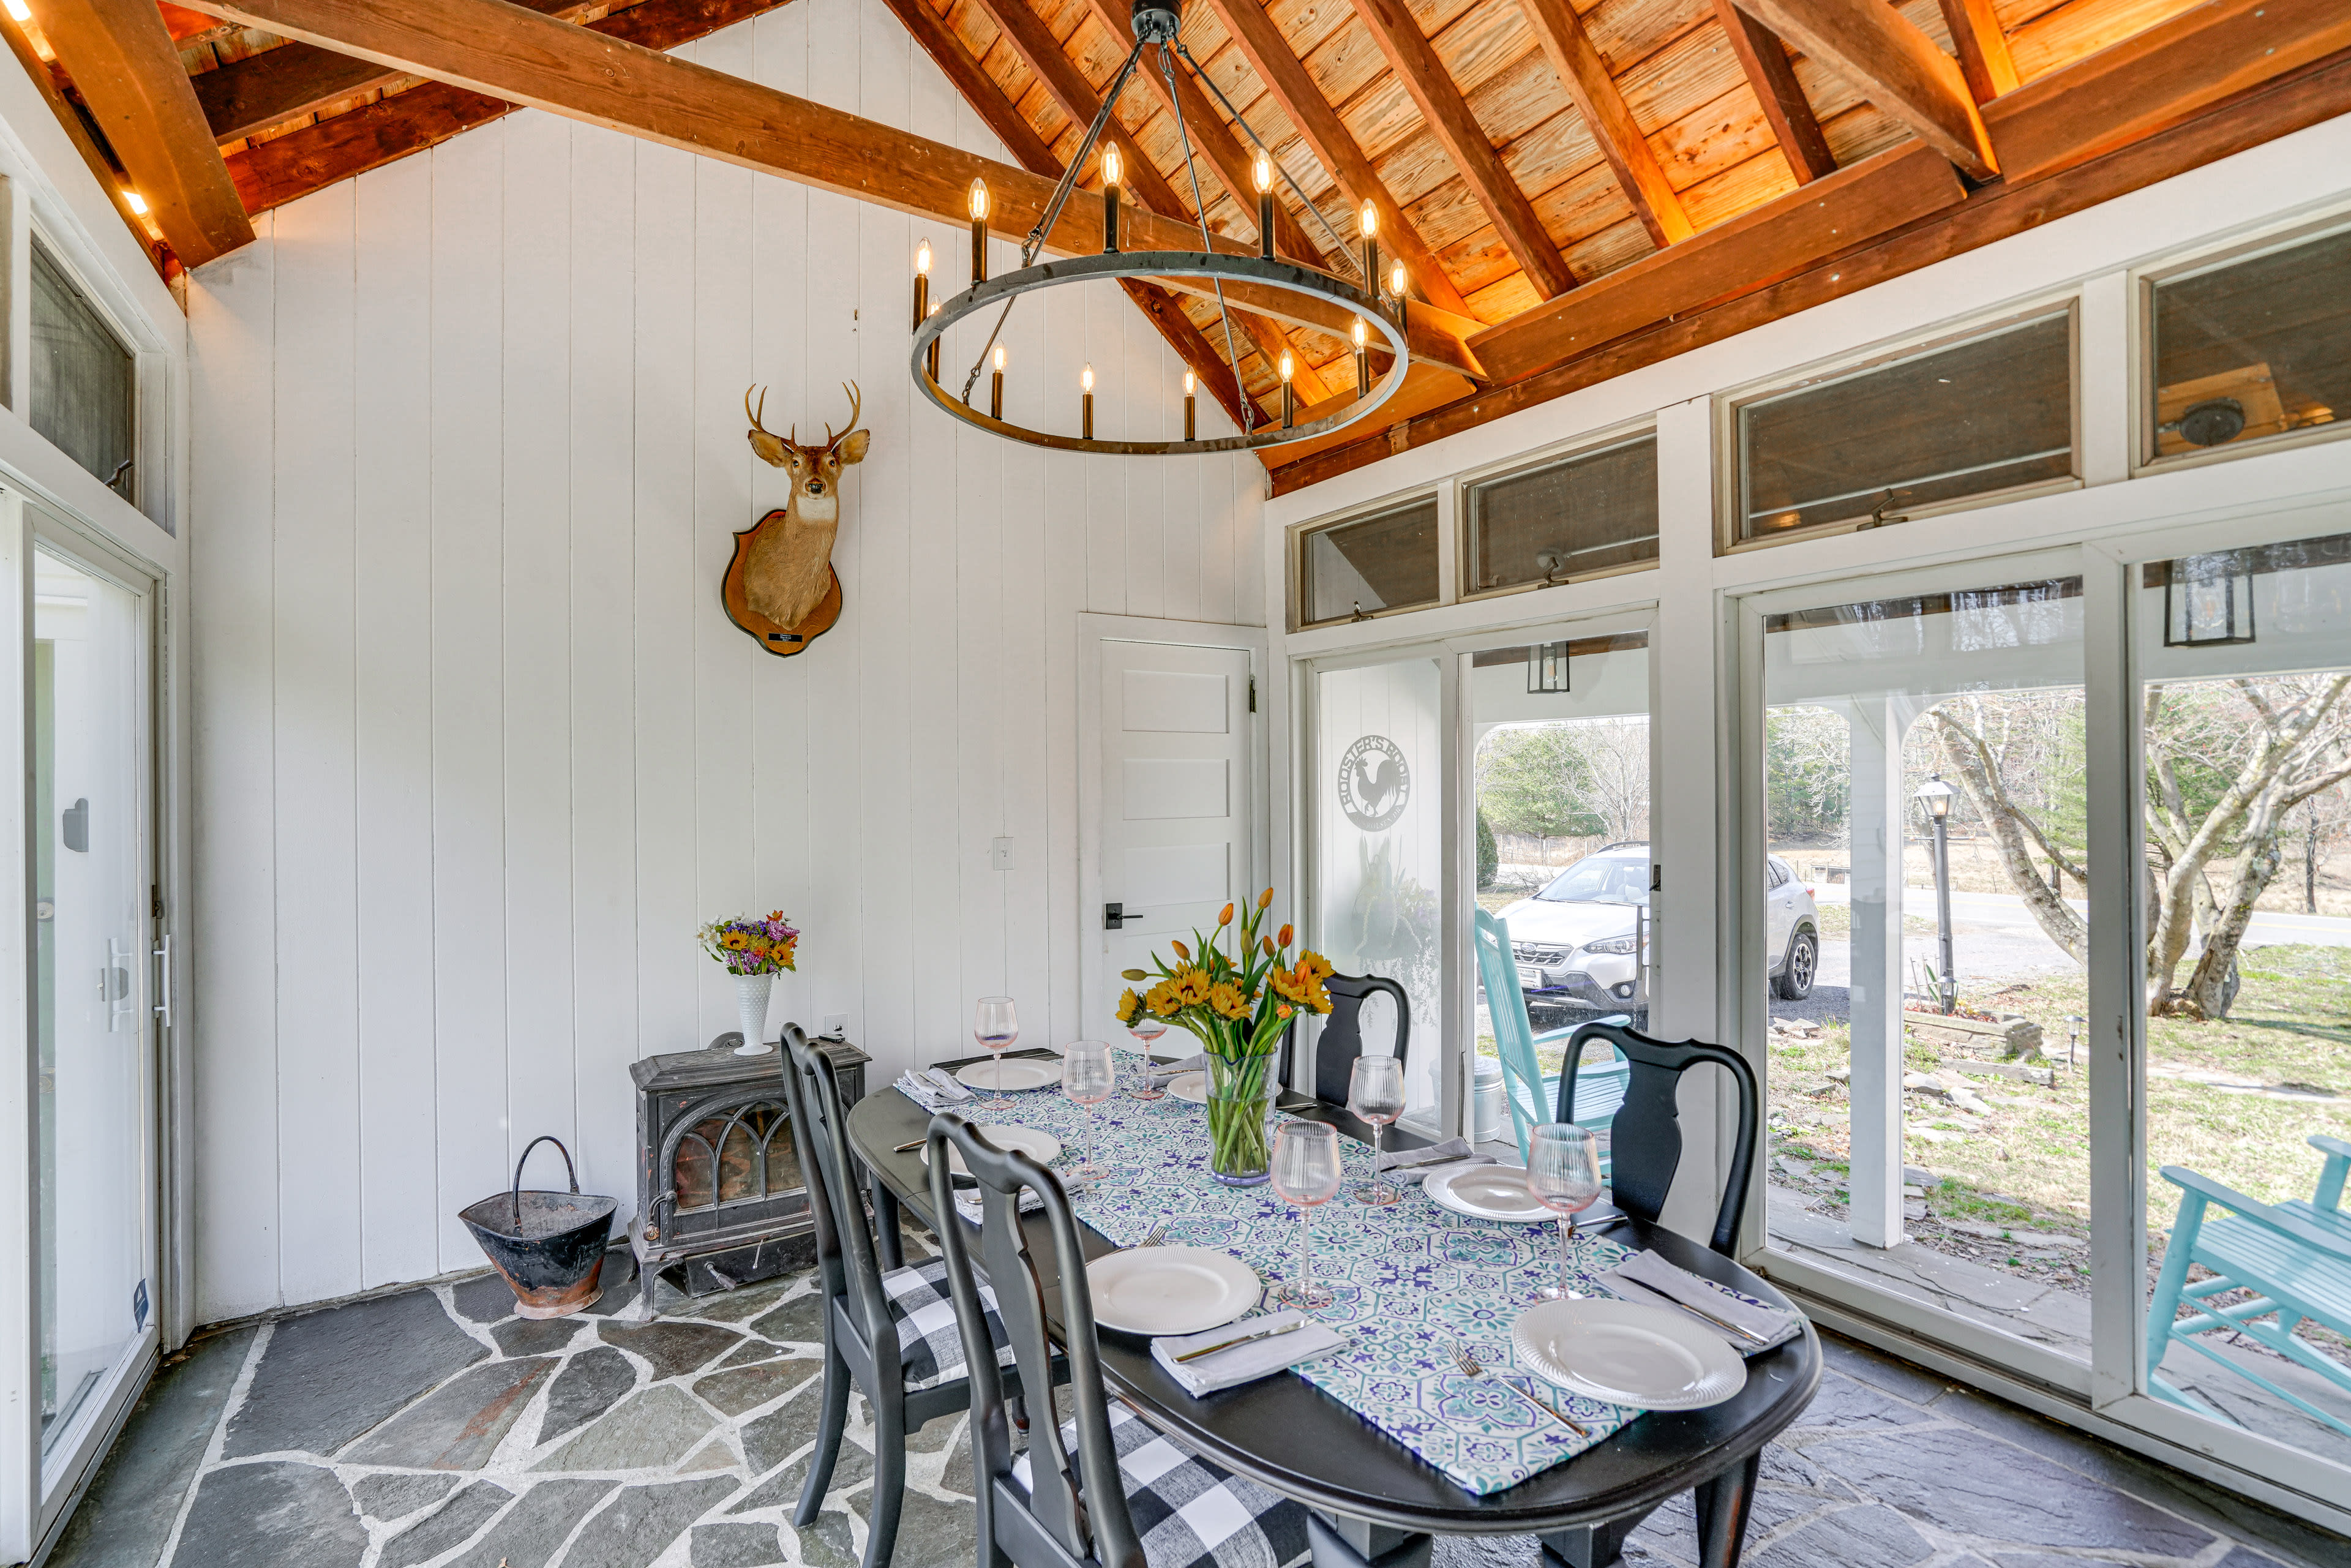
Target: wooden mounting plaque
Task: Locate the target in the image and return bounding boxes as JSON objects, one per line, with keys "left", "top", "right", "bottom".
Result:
{"left": 722, "top": 509, "right": 842, "bottom": 658}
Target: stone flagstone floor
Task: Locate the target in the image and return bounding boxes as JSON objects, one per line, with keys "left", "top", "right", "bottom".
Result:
{"left": 43, "top": 1242, "right": 2351, "bottom": 1568}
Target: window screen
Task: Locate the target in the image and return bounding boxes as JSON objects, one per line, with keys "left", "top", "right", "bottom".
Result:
{"left": 1736, "top": 311, "right": 2072, "bottom": 541}
{"left": 1464, "top": 434, "right": 1657, "bottom": 593}
{"left": 31, "top": 241, "right": 134, "bottom": 500}
{"left": 1299, "top": 497, "right": 1438, "bottom": 625}
{"left": 2150, "top": 225, "right": 2351, "bottom": 463}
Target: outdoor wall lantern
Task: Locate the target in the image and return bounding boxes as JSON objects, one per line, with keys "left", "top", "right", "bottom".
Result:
{"left": 1528, "top": 642, "right": 1570, "bottom": 694}
{"left": 1915, "top": 775, "right": 1958, "bottom": 1015}
{"left": 2163, "top": 553, "right": 2257, "bottom": 647}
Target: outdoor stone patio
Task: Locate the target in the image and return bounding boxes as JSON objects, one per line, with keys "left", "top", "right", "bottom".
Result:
{"left": 43, "top": 1244, "right": 2351, "bottom": 1568}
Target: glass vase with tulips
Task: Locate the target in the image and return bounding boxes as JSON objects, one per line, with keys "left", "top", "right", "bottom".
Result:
{"left": 1114, "top": 888, "right": 1334, "bottom": 1185}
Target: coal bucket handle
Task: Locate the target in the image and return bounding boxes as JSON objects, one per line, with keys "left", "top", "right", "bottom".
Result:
{"left": 512, "top": 1135, "right": 582, "bottom": 1227}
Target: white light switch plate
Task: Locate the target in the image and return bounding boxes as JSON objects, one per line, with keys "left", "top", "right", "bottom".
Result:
{"left": 991, "top": 837, "right": 1014, "bottom": 871}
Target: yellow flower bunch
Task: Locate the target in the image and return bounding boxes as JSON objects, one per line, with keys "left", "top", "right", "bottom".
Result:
{"left": 1114, "top": 886, "right": 1332, "bottom": 1065}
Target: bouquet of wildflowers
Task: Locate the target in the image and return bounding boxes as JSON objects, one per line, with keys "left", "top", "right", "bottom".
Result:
{"left": 1114, "top": 888, "right": 1332, "bottom": 1180}
{"left": 699, "top": 912, "right": 800, "bottom": 975}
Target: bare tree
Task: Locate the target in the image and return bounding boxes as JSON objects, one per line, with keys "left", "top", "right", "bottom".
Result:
{"left": 1577, "top": 718, "right": 1651, "bottom": 843}
{"left": 1927, "top": 700, "right": 2087, "bottom": 964}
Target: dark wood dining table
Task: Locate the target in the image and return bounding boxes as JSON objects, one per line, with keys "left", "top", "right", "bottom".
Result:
{"left": 848, "top": 1050, "right": 1820, "bottom": 1568}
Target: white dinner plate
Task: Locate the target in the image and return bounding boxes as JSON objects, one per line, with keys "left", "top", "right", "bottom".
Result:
{"left": 1511, "top": 1298, "right": 1747, "bottom": 1411}
{"left": 1424, "top": 1163, "right": 1551, "bottom": 1223}
{"left": 1166, "top": 1071, "right": 1209, "bottom": 1105}
{"left": 1086, "top": 1246, "right": 1262, "bottom": 1335}
{"left": 919, "top": 1123, "right": 1062, "bottom": 1177}
{"left": 953, "top": 1057, "right": 1060, "bottom": 1093}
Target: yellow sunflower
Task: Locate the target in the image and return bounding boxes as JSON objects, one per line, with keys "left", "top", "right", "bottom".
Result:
{"left": 1114, "top": 987, "right": 1142, "bottom": 1026}
{"left": 1207, "top": 981, "right": 1249, "bottom": 1019}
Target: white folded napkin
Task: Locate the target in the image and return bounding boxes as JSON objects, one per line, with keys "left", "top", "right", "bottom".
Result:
{"left": 1602, "top": 1250, "right": 1802, "bottom": 1353}
{"left": 1150, "top": 1310, "right": 1345, "bottom": 1396}
{"left": 953, "top": 1184, "right": 1046, "bottom": 1223}
{"left": 1147, "top": 1052, "right": 1207, "bottom": 1086}
{"left": 1396, "top": 1156, "right": 1501, "bottom": 1187}
{"left": 1379, "top": 1137, "right": 1479, "bottom": 1172}
{"left": 896, "top": 1068, "right": 977, "bottom": 1113}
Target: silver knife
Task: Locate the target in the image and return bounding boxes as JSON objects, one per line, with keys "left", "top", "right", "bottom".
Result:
{"left": 1608, "top": 1274, "right": 1777, "bottom": 1346}
{"left": 1174, "top": 1319, "right": 1303, "bottom": 1364}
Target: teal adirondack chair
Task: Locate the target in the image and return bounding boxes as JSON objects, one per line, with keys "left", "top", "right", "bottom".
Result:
{"left": 1472, "top": 908, "right": 1629, "bottom": 1164}
{"left": 2144, "top": 1135, "right": 2351, "bottom": 1439}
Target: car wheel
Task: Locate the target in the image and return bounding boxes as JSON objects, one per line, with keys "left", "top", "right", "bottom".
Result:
{"left": 1773, "top": 926, "right": 1818, "bottom": 1001}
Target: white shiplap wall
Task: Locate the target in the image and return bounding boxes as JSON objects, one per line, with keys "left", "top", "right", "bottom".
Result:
{"left": 184, "top": 1, "right": 1265, "bottom": 1320}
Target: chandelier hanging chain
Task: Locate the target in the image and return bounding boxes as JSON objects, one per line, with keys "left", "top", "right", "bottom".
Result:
{"left": 1172, "top": 42, "right": 1365, "bottom": 283}
{"left": 957, "top": 31, "right": 1154, "bottom": 405}
{"left": 1159, "top": 42, "right": 1255, "bottom": 433}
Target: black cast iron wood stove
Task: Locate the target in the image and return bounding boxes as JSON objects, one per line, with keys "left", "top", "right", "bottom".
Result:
{"left": 631, "top": 1031, "right": 869, "bottom": 1312}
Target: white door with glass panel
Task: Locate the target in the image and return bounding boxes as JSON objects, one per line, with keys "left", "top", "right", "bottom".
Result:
{"left": 1087, "top": 638, "right": 1257, "bottom": 1043}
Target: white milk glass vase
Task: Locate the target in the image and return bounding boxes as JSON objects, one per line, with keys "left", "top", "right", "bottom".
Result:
{"left": 733, "top": 971, "right": 776, "bottom": 1056}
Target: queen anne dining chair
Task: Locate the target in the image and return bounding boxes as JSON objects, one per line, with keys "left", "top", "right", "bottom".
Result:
{"left": 926, "top": 1111, "right": 1312, "bottom": 1568}
{"left": 777, "top": 1027, "right": 1038, "bottom": 1568}
{"left": 1308, "top": 972, "right": 1409, "bottom": 1107}
{"left": 1558, "top": 1018, "right": 1761, "bottom": 1256}
{"left": 1472, "top": 909, "right": 1630, "bottom": 1161}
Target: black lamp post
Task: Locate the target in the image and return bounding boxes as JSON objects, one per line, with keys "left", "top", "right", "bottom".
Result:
{"left": 1916, "top": 775, "right": 1957, "bottom": 1015}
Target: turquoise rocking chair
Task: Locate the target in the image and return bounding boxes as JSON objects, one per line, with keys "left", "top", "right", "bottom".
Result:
{"left": 1472, "top": 908, "right": 1629, "bottom": 1164}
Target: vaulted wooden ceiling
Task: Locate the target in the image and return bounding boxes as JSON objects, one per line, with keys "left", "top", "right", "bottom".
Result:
{"left": 12, "top": 0, "right": 2351, "bottom": 489}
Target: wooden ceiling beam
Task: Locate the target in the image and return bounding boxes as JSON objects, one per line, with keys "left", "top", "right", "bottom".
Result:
{"left": 959, "top": 0, "right": 1330, "bottom": 400}
{"left": 1709, "top": 0, "right": 1834, "bottom": 184}
{"left": 1072, "top": 0, "right": 1324, "bottom": 270}
{"left": 1734, "top": 0, "right": 1995, "bottom": 178}
{"left": 37, "top": 0, "right": 253, "bottom": 264}
{"left": 1467, "top": 141, "right": 1962, "bottom": 384}
{"left": 1983, "top": 0, "right": 2351, "bottom": 183}
{"left": 1194, "top": 0, "right": 1469, "bottom": 317}
{"left": 1519, "top": 0, "right": 1689, "bottom": 246}
{"left": 221, "top": 0, "right": 792, "bottom": 212}
{"left": 1275, "top": 43, "right": 2351, "bottom": 495}
{"left": 0, "top": 6, "right": 163, "bottom": 275}
{"left": 879, "top": 0, "right": 1258, "bottom": 435}
{"left": 1936, "top": 0, "right": 2016, "bottom": 105}
{"left": 1341, "top": 0, "right": 1576, "bottom": 298}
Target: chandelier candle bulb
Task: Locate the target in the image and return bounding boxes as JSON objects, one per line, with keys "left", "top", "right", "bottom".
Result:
{"left": 1184, "top": 369, "right": 1196, "bottom": 441}
{"left": 1082, "top": 364, "right": 1095, "bottom": 439}
{"left": 912, "top": 239, "right": 930, "bottom": 333}
{"left": 990, "top": 343, "right": 1005, "bottom": 421}
{"left": 1358, "top": 201, "right": 1379, "bottom": 297}
{"left": 1353, "top": 316, "right": 1370, "bottom": 400}
{"left": 1102, "top": 146, "right": 1123, "bottom": 253}
{"left": 1390, "top": 259, "right": 1409, "bottom": 325}
{"left": 969, "top": 178, "right": 990, "bottom": 284}
{"left": 1254, "top": 151, "right": 1275, "bottom": 260}
{"left": 1280, "top": 349, "right": 1295, "bottom": 430}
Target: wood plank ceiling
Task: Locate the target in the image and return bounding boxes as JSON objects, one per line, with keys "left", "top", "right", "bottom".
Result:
{"left": 9, "top": 0, "right": 2351, "bottom": 489}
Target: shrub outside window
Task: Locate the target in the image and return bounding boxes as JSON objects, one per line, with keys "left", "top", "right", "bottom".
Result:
{"left": 1463, "top": 433, "right": 1657, "bottom": 595}
{"left": 1297, "top": 497, "right": 1439, "bottom": 627}
{"left": 2145, "top": 221, "right": 2351, "bottom": 468}
{"left": 1729, "top": 307, "right": 2075, "bottom": 547}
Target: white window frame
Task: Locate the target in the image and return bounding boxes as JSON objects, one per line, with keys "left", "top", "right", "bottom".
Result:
{"left": 1454, "top": 416, "right": 1660, "bottom": 604}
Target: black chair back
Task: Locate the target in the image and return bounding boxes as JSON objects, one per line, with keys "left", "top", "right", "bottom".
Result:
{"left": 778, "top": 1026, "right": 904, "bottom": 1378}
{"left": 1311, "top": 973, "right": 1410, "bottom": 1107}
{"left": 1560, "top": 1019, "right": 1758, "bottom": 1255}
{"left": 928, "top": 1112, "right": 1145, "bottom": 1568}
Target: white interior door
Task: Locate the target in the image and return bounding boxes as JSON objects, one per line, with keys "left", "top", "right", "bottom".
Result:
{"left": 1082, "top": 630, "right": 1260, "bottom": 1045}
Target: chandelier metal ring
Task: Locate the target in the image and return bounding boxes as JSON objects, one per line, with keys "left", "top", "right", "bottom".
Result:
{"left": 912, "top": 250, "right": 1410, "bottom": 455}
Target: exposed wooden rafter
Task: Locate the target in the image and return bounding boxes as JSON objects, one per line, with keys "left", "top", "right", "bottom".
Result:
{"left": 1710, "top": 0, "right": 1834, "bottom": 184}
{"left": 222, "top": 0, "right": 793, "bottom": 214}
{"left": 1341, "top": 0, "right": 1576, "bottom": 299}
{"left": 1936, "top": 0, "right": 2017, "bottom": 105}
{"left": 1194, "top": 0, "right": 1468, "bottom": 317}
{"left": 876, "top": 0, "right": 1258, "bottom": 435}
{"left": 959, "top": 0, "right": 1330, "bottom": 401}
{"left": 38, "top": 0, "right": 252, "bottom": 264}
{"left": 1734, "top": 0, "right": 1997, "bottom": 178}
{"left": 1519, "top": 0, "right": 1690, "bottom": 247}
{"left": 0, "top": 6, "right": 163, "bottom": 272}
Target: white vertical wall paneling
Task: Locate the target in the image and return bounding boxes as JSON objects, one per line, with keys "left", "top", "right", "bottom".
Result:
{"left": 189, "top": 220, "right": 279, "bottom": 1321}
{"left": 269, "top": 180, "right": 362, "bottom": 1306}
{"left": 429, "top": 126, "right": 510, "bottom": 1267}
{"left": 501, "top": 111, "right": 578, "bottom": 1172}
{"left": 352, "top": 156, "right": 439, "bottom": 1289}
{"left": 632, "top": 137, "right": 698, "bottom": 1063}
{"left": 689, "top": 25, "right": 759, "bottom": 1048}
{"left": 567, "top": 123, "right": 640, "bottom": 1202}
{"left": 186, "top": 0, "right": 1269, "bottom": 1311}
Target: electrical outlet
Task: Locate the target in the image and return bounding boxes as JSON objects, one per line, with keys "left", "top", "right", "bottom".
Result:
{"left": 823, "top": 1014, "right": 849, "bottom": 1039}
{"left": 991, "top": 836, "right": 1015, "bottom": 871}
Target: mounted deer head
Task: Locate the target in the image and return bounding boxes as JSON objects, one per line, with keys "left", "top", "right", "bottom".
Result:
{"left": 735, "top": 382, "right": 869, "bottom": 638}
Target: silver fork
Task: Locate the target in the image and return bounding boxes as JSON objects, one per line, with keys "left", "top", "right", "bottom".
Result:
{"left": 1450, "top": 1340, "right": 1589, "bottom": 1437}
{"left": 1136, "top": 1220, "right": 1169, "bottom": 1247}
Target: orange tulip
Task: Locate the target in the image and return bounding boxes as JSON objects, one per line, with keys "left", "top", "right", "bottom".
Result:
{"left": 1258, "top": 887, "right": 1273, "bottom": 909}
{"left": 1219, "top": 902, "right": 1235, "bottom": 927}
{"left": 1277, "top": 924, "right": 1294, "bottom": 948}
{"left": 1171, "top": 938, "right": 1190, "bottom": 961}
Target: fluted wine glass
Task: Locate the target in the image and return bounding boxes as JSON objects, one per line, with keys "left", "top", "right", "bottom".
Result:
{"left": 973, "top": 996, "right": 1018, "bottom": 1111}
{"left": 1527, "top": 1123, "right": 1604, "bottom": 1300}
{"left": 1346, "top": 1055, "right": 1406, "bottom": 1206}
{"left": 1126, "top": 1010, "right": 1169, "bottom": 1101}
{"left": 1062, "top": 1040, "right": 1116, "bottom": 1190}
{"left": 1271, "top": 1122, "right": 1342, "bottom": 1310}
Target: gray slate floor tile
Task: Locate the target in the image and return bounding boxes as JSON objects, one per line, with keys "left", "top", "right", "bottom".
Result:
{"left": 447, "top": 1478, "right": 615, "bottom": 1568}
{"left": 380, "top": 1480, "right": 514, "bottom": 1568}
{"left": 174, "top": 1462, "right": 367, "bottom": 1568}
{"left": 352, "top": 1471, "right": 462, "bottom": 1521}
{"left": 223, "top": 1291, "right": 485, "bottom": 1459}
{"left": 345, "top": 1356, "right": 557, "bottom": 1468}
{"left": 541, "top": 1345, "right": 639, "bottom": 1445}
{"left": 564, "top": 1477, "right": 741, "bottom": 1568}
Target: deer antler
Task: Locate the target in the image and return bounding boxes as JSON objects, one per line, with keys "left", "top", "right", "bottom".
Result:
{"left": 825, "top": 381, "right": 862, "bottom": 452}
{"left": 744, "top": 385, "right": 771, "bottom": 435}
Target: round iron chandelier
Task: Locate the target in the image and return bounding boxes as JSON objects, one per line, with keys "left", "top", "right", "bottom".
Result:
{"left": 909, "top": 0, "right": 1414, "bottom": 454}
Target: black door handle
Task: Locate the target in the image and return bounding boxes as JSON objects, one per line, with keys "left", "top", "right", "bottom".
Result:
{"left": 1104, "top": 902, "right": 1127, "bottom": 930}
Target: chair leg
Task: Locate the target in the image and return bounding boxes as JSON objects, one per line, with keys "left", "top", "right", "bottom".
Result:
{"left": 863, "top": 1389, "right": 909, "bottom": 1568}
{"left": 1692, "top": 1450, "right": 1763, "bottom": 1568}
{"left": 797, "top": 1343, "right": 853, "bottom": 1527}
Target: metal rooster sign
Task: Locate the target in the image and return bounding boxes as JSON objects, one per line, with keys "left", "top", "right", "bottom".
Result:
{"left": 725, "top": 382, "right": 869, "bottom": 656}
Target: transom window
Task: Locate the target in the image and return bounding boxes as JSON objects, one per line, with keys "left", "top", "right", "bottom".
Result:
{"left": 2146, "top": 220, "right": 2351, "bottom": 467}
{"left": 1297, "top": 496, "right": 1439, "bottom": 628}
{"left": 1463, "top": 433, "right": 1657, "bottom": 595}
{"left": 29, "top": 239, "right": 135, "bottom": 501}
